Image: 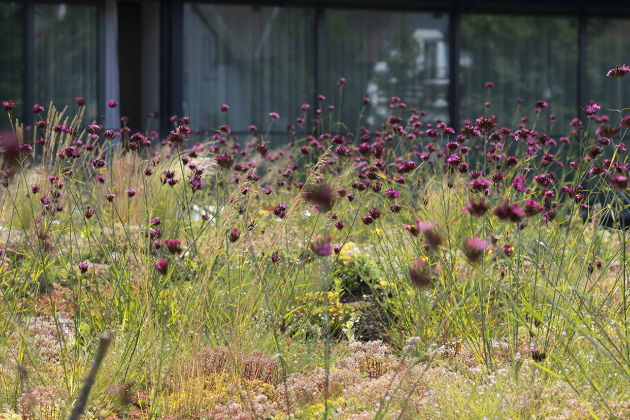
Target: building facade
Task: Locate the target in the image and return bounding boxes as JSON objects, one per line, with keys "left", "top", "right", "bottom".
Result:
{"left": 1, "top": 0, "right": 630, "bottom": 141}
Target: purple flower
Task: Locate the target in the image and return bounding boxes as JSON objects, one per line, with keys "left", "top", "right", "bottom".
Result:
{"left": 512, "top": 176, "right": 527, "bottom": 193}
{"left": 32, "top": 104, "right": 44, "bottom": 114}
{"left": 418, "top": 220, "right": 442, "bottom": 249}
{"left": 75, "top": 97, "right": 86, "bottom": 107}
{"left": 469, "top": 178, "right": 491, "bottom": 192}
{"left": 77, "top": 263, "right": 89, "bottom": 274}
{"left": 385, "top": 188, "right": 400, "bottom": 200}
{"left": 220, "top": 104, "right": 229, "bottom": 112}
{"left": 523, "top": 199, "right": 542, "bottom": 217}
{"left": 361, "top": 215, "right": 374, "bottom": 225}
{"left": 462, "top": 197, "right": 489, "bottom": 217}
{"left": 106, "top": 99, "right": 118, "bottom": 108}
{"left": 155, "top": 259, "right": 169, "bottom": 275}
{"left": 228, "top": 228, "right": 240, "bottom": 243}
{"left": 2, "top": 100, "right": 17, "bottom": 115}
{"left": 611, "top": 175, "right": 628, "bottom": 191}
{"left": 215, "top": 153, "right": 234, "bottom": 170}
{"left": 335, "top": 221, "right": 346, "bottom": 230}
{"left": 256, "top": 142, "right": 269, "bottom": 157}
{"left": 269, "top": 112, "right": 280, "bottom": 119}
{"left": 533, "top": 99, "right": 549, "bottom": 108}
{"left": 463, "top": 237, "right": 490, "bottom": 263}
{"left": 607, "top": 64, "right": 630, "bottom": 78}
{"left": 581, "top": 100, "right": 601, "bottom": 116}
{"left": 311, "top": 236, "right": 332, "bottom": 257}
{"left": 164, "top": 239, "right": 182, "bottom": 254}
{"left": 85, "top": 206, "right": 96, "bottom": 219}
{"left": 125, "top": 189, "right": 136, "bottom": 197}
{"left": 106, "top": 194, "right": 116, "bottom": 202}
{"left": 303, "top": 183, "right": 336, "bottom": 213}
{"left": 409, "top": 258, "right": 432, "bottom": 288}
{"left": 493, "top": 201, "right": 524, "bottom": 223}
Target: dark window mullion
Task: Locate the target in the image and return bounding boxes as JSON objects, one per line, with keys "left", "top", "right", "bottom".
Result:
{"left": 577, "top": 14, "right": 587, "bottom": 116}
{"left": 97, "top": 2, "right": 106, "bottom": 121}
{"left": 23, "top": 0, "right": 34, "bottom": 127}
{"left": 448, "top": 6, "right": 461, "bottom": 129}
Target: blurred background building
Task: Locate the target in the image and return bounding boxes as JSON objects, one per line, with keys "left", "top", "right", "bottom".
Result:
{"left": 1, "top": 0, "right": 630, "bottom": 142}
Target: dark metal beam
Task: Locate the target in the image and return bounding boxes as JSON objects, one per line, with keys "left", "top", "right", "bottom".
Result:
{"left": 577, "top": 14, "right": 587, "bottom": 115}
{"left": 22, "top": 0, "right": 34, "bottom": 129}
{"left": 97, "top": 2, "right": 106, "bottom": 122}
{"left": 314, "top": 6, "right": 324, "bottom": 108}
{"left": 173, "top": 0, "right": 630, "bottom": 17}
{"left": 160, "top": 0, "right": 184, "bottom": 131}
{"left": 448, "top": 5, "right": 460, "bottom": 129}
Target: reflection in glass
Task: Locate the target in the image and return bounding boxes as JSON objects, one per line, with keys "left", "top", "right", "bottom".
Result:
{"left": 323, "top": 10, "right": 449, "bottom": 129}
{"left": 183, "top": 4, "right": 315, "bottom": 133}
{"left": 34, "top": 4, "right": 98, "bottom": 123}
{"left": 0, "top": 2, "right": 23, "bottom": 128}
{"left": 586, "top": 19, "right": 630, "bottom": 123}
{"left": 459, "top": 15, "right": 578, "bottom": 133}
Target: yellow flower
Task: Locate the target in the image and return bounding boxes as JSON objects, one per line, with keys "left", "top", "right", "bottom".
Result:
{"left": 342, "top": 242, "right": 354, "bottom": 251}
{"left": 374, "top": 228, "right": 382, "bottom": 236}
{"left": 258, "top": 209, "right": 268, "bottom": 215}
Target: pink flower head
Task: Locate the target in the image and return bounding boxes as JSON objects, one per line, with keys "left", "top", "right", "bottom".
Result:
{"left": 228, "top": 228, "right": 240, "bottom": 243}
{"left": 580, "top": 100, "right": 601, "bottom": 116}
{"left": 164, "top": 239, "right": 182, "bottom": 254}
{"left": 75, "top": 97, "right": 86, "bottom": 107}
{"left": 493, "top": 200, "right": 525, "bottom": 223}
{"left": 125, "top": 189, "right": 136, "bottom": 197}
{"left": 155, "top": 259, "right": 169, "bottom": 275}
{"left": 385, "top": 188, "right": 400, "bottom": 200}
{"left": 77, "top": 263, "right": 89, "bottom": 274}
{"left": 337, "top": 77, "right": 346, "bottom": 86}
{"left": 523, "top": 199, "right": 542, "bottom": 217}
{"left": 2, "top": 100, "right": 17, "bottom": 116}
{"left": 485, "top": 82, "right": 494, "bottom": 88}
{"left": 462, "top": 197, "right": 489, "bottom": 217}
{"left": 463, "top": 237, "right": 490, "bottom": 262}
{"left": 417, "top": 220, "right": 442, "bottom": 249}
{"left": 269, "top": 112, "right": 280, "bottom": 119}
{"left": 311, "top": 236, "right": 332, "bottom": 257}
{"left": 611, "top": 174, "right": 628, "bottom": 191}
{"left": 303, "top": 183, "right": 336, "bottom": 213}
{"left": 220, "top": 104, "right": 229, "bottom": 112}
{"left": 607, "top": 64, "right": 630, "bottom": 78}
{"left": 32, "top": 104, "right": 44, "bottom": 114}
{"left": 106, "top": 99, "right": 118, "bottom": 108}
{"left": 409, "top": 258, "right": 432, "bottom": 288}
{"left": 533, "top": 99, "right": 549, "bottom": 108}
{"left": 512, "top": 176, "right": 527, "bottom": 193}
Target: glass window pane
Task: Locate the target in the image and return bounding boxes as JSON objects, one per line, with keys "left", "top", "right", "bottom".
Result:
{"left": 323, "top": 10, "right": 449, "bottom": 129}
{"left": 34, "top": 4, "right": 98, "bottom": 123}
{"left": 459, "top": 15, "right": 578, "bottom": 132}
{"left": 0, "top": 2, "right": 23, "bottom": 129}
{"left": 183, "top": 4, "right": 316, "bottom": 132}
{"left": 586, "top": 18, "right": 630, "bottom": 122}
